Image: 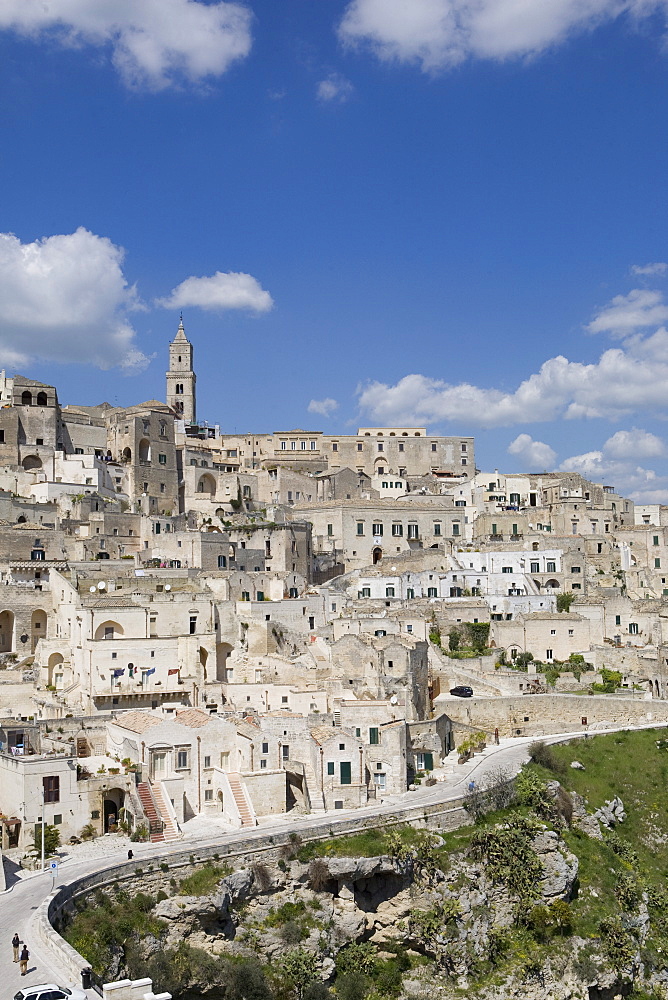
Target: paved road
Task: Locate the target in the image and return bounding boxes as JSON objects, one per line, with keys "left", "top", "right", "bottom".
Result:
{"left": 1, "top": 722, "right": 663, "bottom": 995}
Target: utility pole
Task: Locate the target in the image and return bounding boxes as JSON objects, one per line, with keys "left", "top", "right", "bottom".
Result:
{"left": 41, "top": 783, "right": 45, "bottom": 872}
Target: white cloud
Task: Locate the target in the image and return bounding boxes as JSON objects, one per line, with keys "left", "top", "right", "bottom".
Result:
{"left": 602, "top": 428, "right": 665, "bottom": 460}
{"left": 559, "top": 428, "right": 668, "bottom": 502}
{"left": 587, "top": 288, "right": 668, "bottom": 336}
{"left": 308, "top": 397, "right": 339, "bottom": 417}
{"left": 357, "top": 330, "right": 668, "bottom": 428}
{"left": 559, "top": 450, "right": 665, "bottom": 501}
{"left": 507, "top": 434, "right": 556, "bottom": 469}
{"left": 338, "top": 0, "right": 663, "bottom": 72}
{"left": 0, "top": 0, "right": 252, "bottom": 90}
{"left": 631, "top": 262, "right": 668, "bottom": 276}
{"left": 317, "top": 73, "right": 354, "bottom": 103}
{"left": 0, "top": 227, "right": 149, "bottom": 372}
{"left": 156, "top": 271, "right": 273, "bottom": 313}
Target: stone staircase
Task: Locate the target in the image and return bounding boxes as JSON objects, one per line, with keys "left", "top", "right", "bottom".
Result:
{"left": 227, "top": 772, "right": 256, "bottom": 828}
{"left": 137, "top": 781, "right": 164, "bottom": 843}
{"left": 151, "top": 781, "right": 181, "bottom": 842}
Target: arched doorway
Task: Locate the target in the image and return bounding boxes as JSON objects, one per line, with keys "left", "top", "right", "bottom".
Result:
{"left": 94, "top": 620, "right": 124, "bottom": 640}
{"left": 103, "top": 788, "right": 125, "bottom": 832}
{"left": 31, "top": 609, "right": 47, "bottom": 652}
{"left": 197, "top": 473, "right": 216, "bottom": 496}
{"left": 21, "top": 390, "right": 32, "bottom": 406}
{"left": 372, "top": 547, "right": 382, "bottom": 565}
{"left": 138, "top": 439, "right": 150, "bottom": 463}
{"left": 0, "top": 610, "right": 15, "bottom": 652}
{"left": 36, "top": 391, "right": 48, "bottom": 406}
{"left": 122, "top": 447, "right": 132, "bottom": 463}
{"left": 216, "top": 642, "right": 233, "bottom": 680}
{"left": 47, "top": 652, "right": 64, "bottom": 688}
{"left": 544, "top": 579, "right": 560, "bottom": 589}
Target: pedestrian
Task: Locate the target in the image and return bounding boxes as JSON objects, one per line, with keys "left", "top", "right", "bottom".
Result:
{"left": 468, "top": 780, "right": 476, "bottom": 792}
{"left": 19, "top": 944, "right": 29, "bottom": 975}
{"left": 12, "top": 932, "right": 20, "bottom": 962}
{"left": 127, "top": 849, "right": 133, "bottom": 860}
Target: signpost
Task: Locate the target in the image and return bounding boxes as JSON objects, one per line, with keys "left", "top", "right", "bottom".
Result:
{"left": 49, "top": 859, "right": 58, "bottom": 887}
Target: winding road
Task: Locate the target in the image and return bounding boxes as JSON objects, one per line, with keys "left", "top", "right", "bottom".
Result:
{"left": 1, "top": 724, "right": 660, "bottom": 998}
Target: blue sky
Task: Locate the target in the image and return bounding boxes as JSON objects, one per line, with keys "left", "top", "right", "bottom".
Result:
{"left": 1, "top": 0, "right": 668, "bottom": 499}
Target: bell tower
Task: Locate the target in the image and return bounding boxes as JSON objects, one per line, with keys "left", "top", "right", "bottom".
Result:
{"left": 166, "top": 316, "right": 196, "bottom": 423}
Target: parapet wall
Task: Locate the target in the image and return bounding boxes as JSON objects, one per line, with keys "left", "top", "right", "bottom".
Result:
{"left": 445, "top": 693, "right": 668, "bottom": 739}
{"left": 34, "top": 792, "right": 472, "bottom": 983}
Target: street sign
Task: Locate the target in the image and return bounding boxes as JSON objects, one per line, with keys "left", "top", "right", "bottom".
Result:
{"left": 49, "top": 860, "right": 58, "bottom": 871}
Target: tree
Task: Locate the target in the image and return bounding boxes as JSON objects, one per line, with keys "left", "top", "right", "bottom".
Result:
{"left": 466, "top": 622, "right": 490, "bottom": 653}
{"left": 278, "top": 949, "right": 320, "bottom": 1000}
{"left": 447, "top": 629, "right": 459, "bottom": 651}
{"left": 33, "top": 823, "right": 60, "bottom": 856}
{"left": 556, "top": 592, "right": 575, "bottom": 613}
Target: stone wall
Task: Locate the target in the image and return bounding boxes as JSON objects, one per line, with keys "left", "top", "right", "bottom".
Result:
{"left": 444, "top": 693, "right": 668, "bottom": 738}
{"left": 37, "top": 792, "right": 474, "bottom": 984}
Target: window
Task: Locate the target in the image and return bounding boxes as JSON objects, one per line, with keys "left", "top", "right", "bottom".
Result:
{"left": 546, "top": 649, "right": 553, "bottom": 660}
{"left": 372, "top": 523, "right": 383, "bottom": 536}
{"left": 189, "top": 615, "right": 197, "bottom": 634}
{"left": 546, "top": 561, "right": 556, "bottom": 573}
{"left": 53, "top": 814, "right": 62, "bottom": 825}
{"left": 43, "top": 775, "right": 60, "bottom": 803}
{"left": 656, "top": 558, "right": 661, "bottom": 569}
{"left": 398, "top": 442, "right": 404, "bottom": 452}
{"left": 377, "top": 443, "right": 383, "bottom": 452}
{"left": 571, "top": 566, "right": 581, "bottom": 573}
{"left": 31, "top": 549, "right": 45, "bottom": 561}
{"left": 654, "top": 535, "right": 660, "bottom": 546}
{"left": 433, "top": 523, "right": 442, "bottom": 536}
{"left": 530, "top": 562, "right": 540, "bottom": 573}
{"left": 406, "top": 589, "right": 414, "bottom": 600}
{"left": 427, "top": 587, "right": 437, "bottom": 598}
{"left": 327, "top": 524, "right": 333, "bottom": 536}
{"left": 357, "top": 442, "right": 363, "bottom": 451}
{"left": 431, "top": 442, "right": 437, "bottom": 451}
{"left": 203, "top": 789, "right": 214, "bottom": 802}
{"left": 359, "top": 587, "right": 371, "bottom": 598}
{"left": 282, "top": 745, "right": 289, "bottom": 760}
{"left": 452, "top": 523, "right": 460, "bottom": 536}
{"left": 356, "top": 522, "right": 364, "bottom": 536}
{"left": 327, "top": 761, "right": 335, "bottom": 775}
{"left": 629, "top": 623, "right": 639, "bottom": 635}
{"left": 615, "top": 614, "right": 621, "bottom": 626}
{"left": 385, "top": 586, "right": 395, "bottom": 597}
{"left": 550, "top": 629, "right": 556, "bottom": 635}
{"left": 204, "top": 755, "right": 211, "bottom": 768}
{"left": 407, "top": 524, "right": 418, "bottom": 539}
{"left": 392, "top": 523, "right": 403, "bottom": 536}
{"left": 218, "top": 555, "right": 227, "bottom": 569}
{"left": 369, "top": 727, "right": 380, "bottom": 745}
{"left": 501, "top": 566, "right": 512, "bottom": 574}
{"left": 158, "top": 454, "right": 167, "bottom": 465}
{"left": 332, "top": 442, "right": 338, "bottom": 452}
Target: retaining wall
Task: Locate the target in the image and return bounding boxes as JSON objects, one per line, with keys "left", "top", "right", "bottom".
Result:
{"left": 34, "top": 791, "right": 472, "bottom": 982}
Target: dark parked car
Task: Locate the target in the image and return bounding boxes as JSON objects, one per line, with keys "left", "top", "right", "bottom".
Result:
{"left": 449, "top": 685, "right": 473, "bottom": 698}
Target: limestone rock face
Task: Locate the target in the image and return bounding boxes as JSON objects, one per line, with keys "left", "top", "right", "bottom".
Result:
{"left": 532, "top": 830, "right": 579, "bottom": 901}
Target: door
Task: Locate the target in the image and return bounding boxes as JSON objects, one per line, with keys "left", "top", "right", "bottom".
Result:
{"left": 373, "top": 772, "right": 386, "bottom": 792}
{"left": 340, "top": 761, "right": 351, "bottom": 785}
{"left": 151, "top": 752, "right": 167, "bottom": 779}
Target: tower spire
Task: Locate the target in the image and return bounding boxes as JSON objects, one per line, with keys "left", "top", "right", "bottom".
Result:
{"left": 166, "top": 319, "right": 196, "bottom": 423}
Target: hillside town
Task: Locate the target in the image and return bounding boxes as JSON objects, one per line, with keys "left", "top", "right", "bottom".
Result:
{"left": 2, "top": 320, "right": 668, "bottom": 855}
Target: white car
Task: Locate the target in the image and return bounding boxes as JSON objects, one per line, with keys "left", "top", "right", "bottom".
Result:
{"left": 15, "top": 985, "right": 88, "bottom": 1000}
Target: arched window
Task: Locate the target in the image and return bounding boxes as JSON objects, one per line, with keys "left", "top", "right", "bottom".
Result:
{"left": 176, "top": 384, "right": 184, "bottom": 395}
{"left": 218, "top": 555, "right": 227, "bottom": 568}
{"left": 36, "top": 391, "right": 48, "bottom": 406}
{"left": 21, "top": 390, "right": 32, "bottom": 406}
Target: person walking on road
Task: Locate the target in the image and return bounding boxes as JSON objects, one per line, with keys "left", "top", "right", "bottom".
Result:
{"left": 12, "top": 932, "right": 20, "bottom": 962}
{"left": 19, "top": 943, "right": 29, "bottom": 975}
